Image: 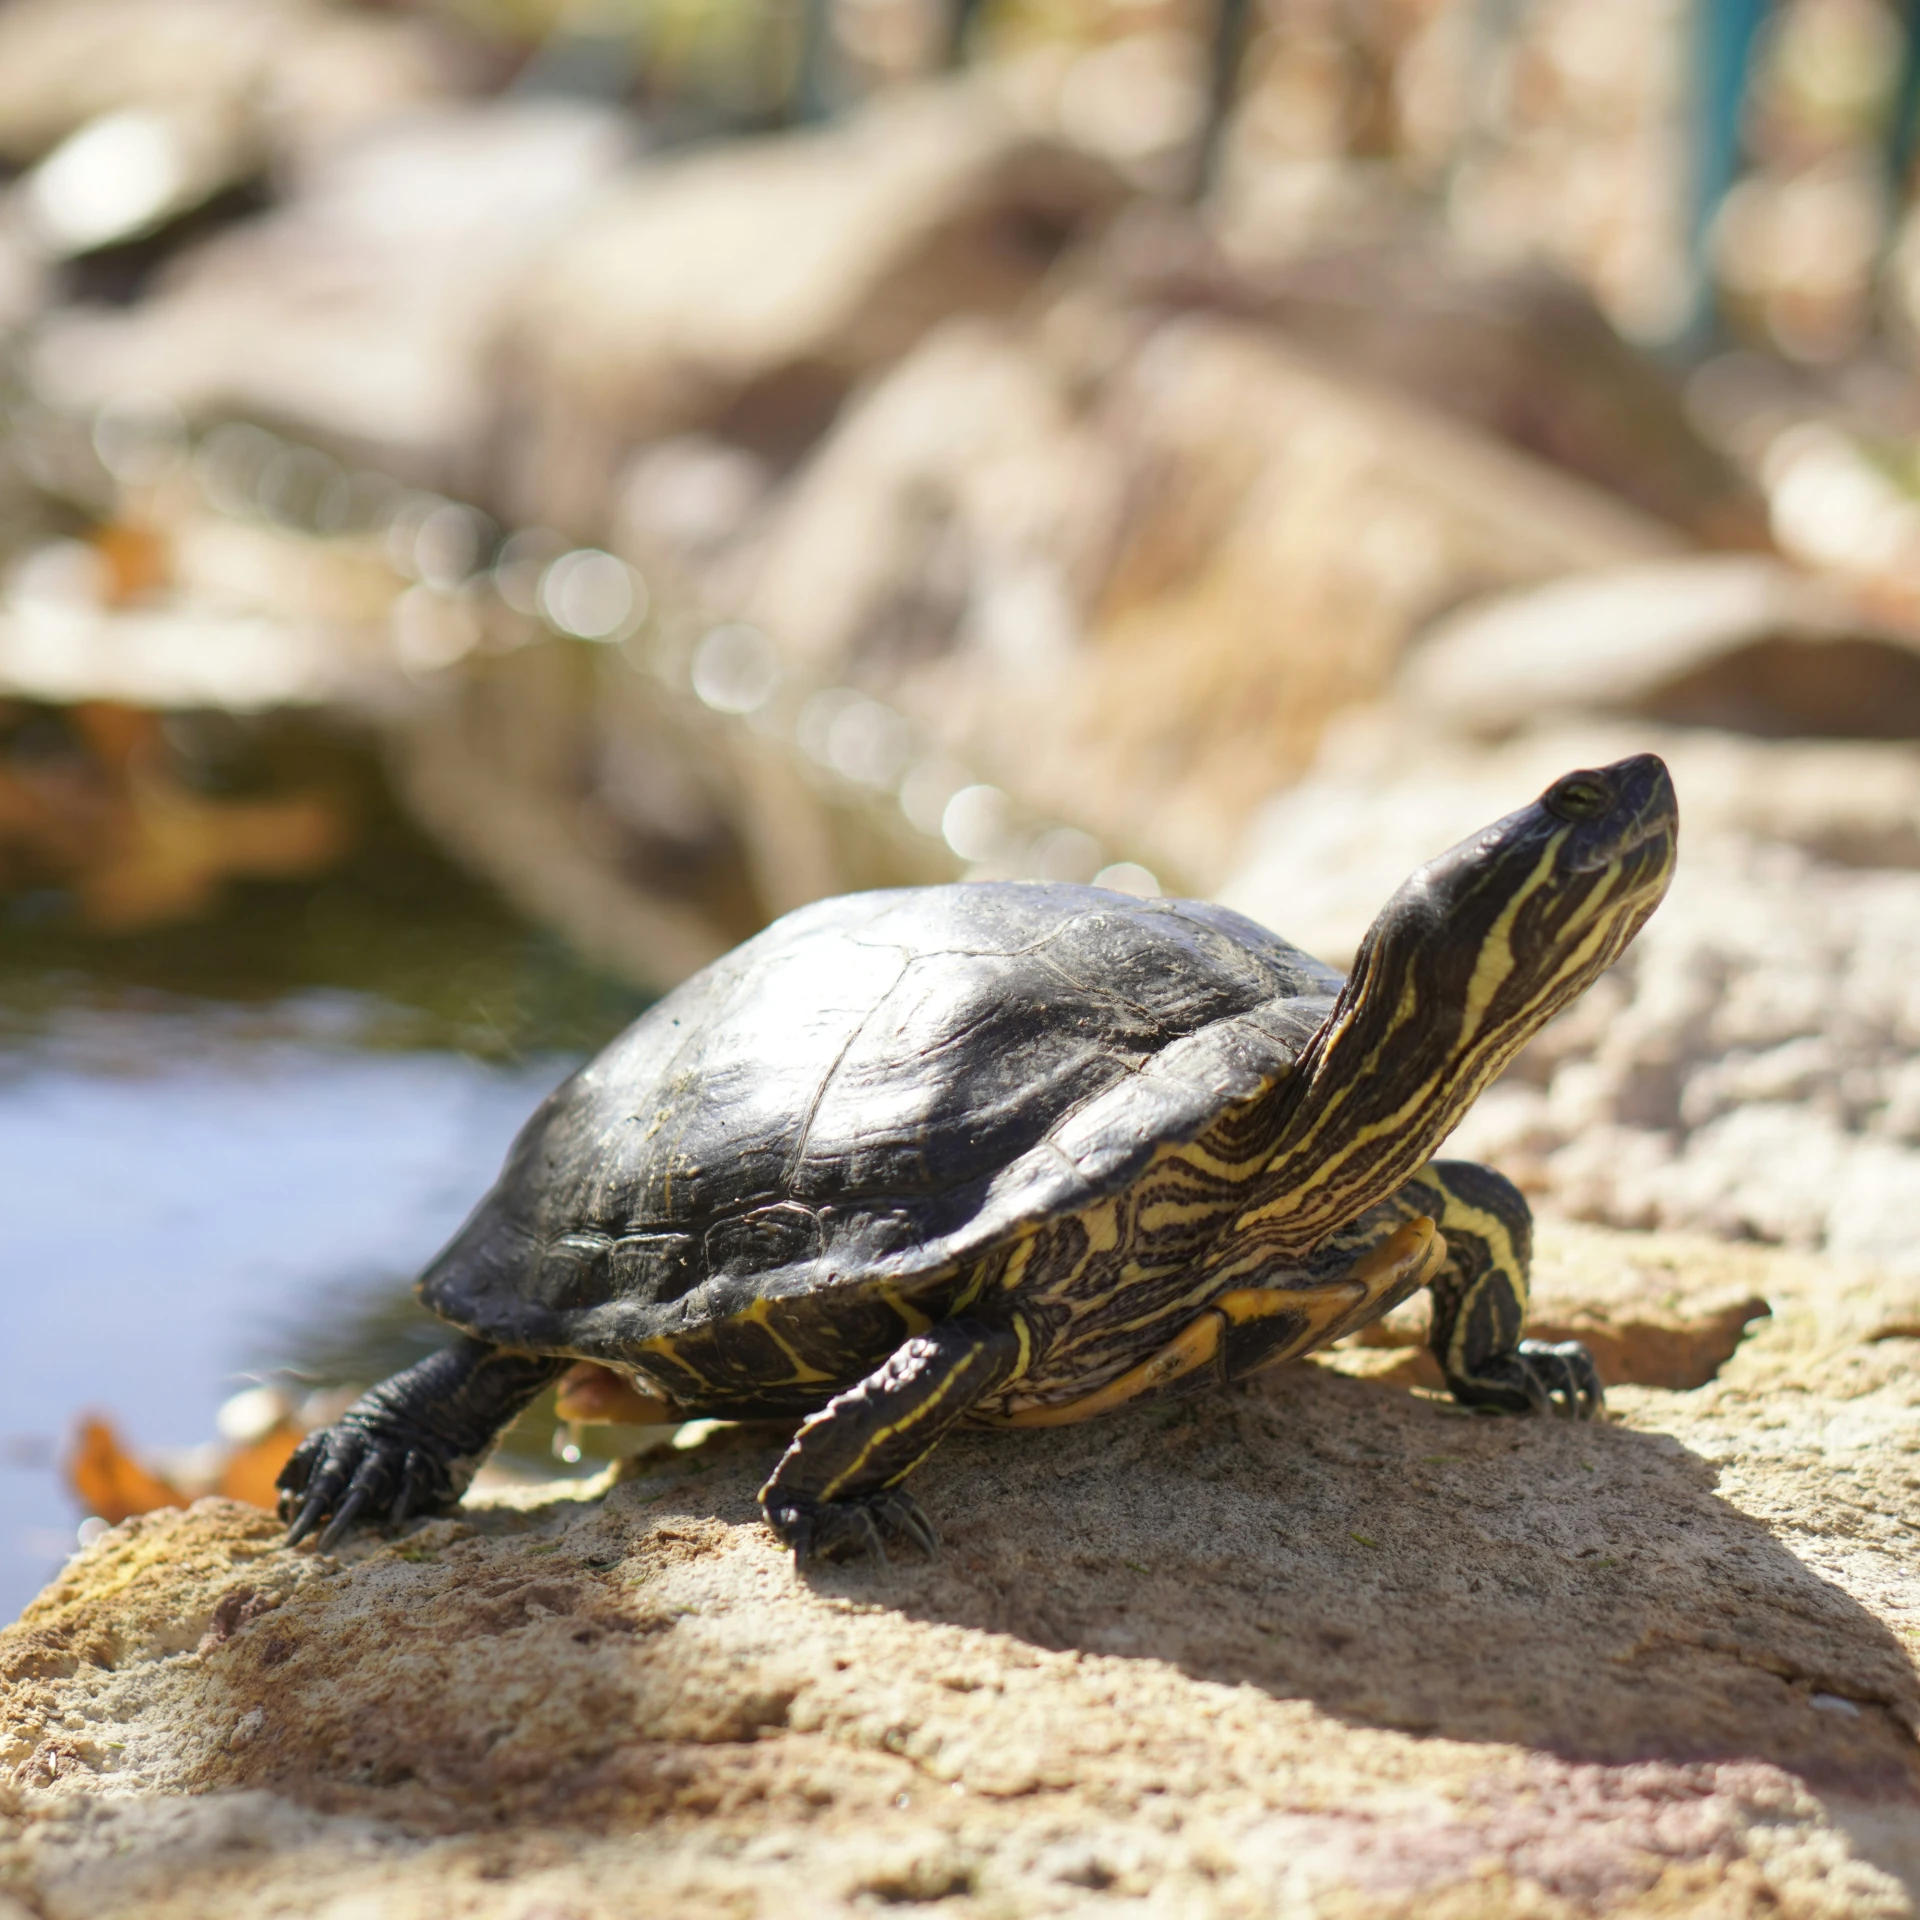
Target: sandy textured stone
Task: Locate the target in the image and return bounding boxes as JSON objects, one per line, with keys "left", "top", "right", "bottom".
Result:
{"left": 1245, "top": 266, "right": 1764, "bottom": 551}
{"left": 1337, "top": 1228, "right": 1773, "bottom": 1394}
{"left": 1107, "top": 202, "right": 1766, "bottom": 547}
{"left": 4, "top": 1222, "right": 1916, "bottom": 1917}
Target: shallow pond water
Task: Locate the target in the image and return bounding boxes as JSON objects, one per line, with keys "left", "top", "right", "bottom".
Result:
{"left": 0, "top": 708, "right": 649, "bottom": 1620}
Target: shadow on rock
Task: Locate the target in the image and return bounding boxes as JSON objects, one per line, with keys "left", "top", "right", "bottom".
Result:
{"left": 857, "top": 1363, "right": 1920, "bottom": 1799}
{"left": 96, "top": 1358, "right": 1917, "bottom": 1840}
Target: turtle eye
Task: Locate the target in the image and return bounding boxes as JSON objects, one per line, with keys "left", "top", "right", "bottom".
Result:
{"left": 1545, "top": 773, "right": 1612, "bottom": 821}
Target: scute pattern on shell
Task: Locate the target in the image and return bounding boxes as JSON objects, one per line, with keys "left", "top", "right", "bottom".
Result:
{"left": 418, "top": 884, "right": 1341, "bottom": 1365}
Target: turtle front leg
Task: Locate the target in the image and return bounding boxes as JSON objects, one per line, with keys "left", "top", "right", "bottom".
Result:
{"left": 279, "top": 1339, "right": 566, "bottom": 1550}
{"left": 1407, "top": 1159, "right": 1604, "bottom": 1419}
{"left": 760, "top": 1318, "right": 1024, "bottom": 1565}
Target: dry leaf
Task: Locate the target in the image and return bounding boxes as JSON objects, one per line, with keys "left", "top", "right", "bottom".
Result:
{"left": 216, "top": 1421, "right": 301, "bottom": 1510}
{"left": 66, "top": 1416, "right": 185, "bottom": 1523}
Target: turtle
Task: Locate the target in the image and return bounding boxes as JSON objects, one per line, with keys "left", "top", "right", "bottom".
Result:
{"left": 280, "top": 752, "right": 1677, "bottom": 1563}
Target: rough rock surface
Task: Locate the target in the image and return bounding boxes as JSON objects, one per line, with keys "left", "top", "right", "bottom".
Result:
{"left": 1401, "top": 559, "right": 1920, "bottom": 743}
{"left": 31, "top": 102, "right": 637, "bottom": 485}
{"left": 1222, "top": 240, "right": 1768, "bottom": 550}
{"left": 484, "top": 81, "right": 1124, "bottom": 534}
{"left": 689, "top": 306, "right": 1675, "bottom": 892}
{"left": 1223, "top": 720, "right": 1920, "bottom": 1276}
{"left": 5, "top": 1222, "right": 1917, "bottom": 1917}
{"left": 1100, "top": 203, "right": 1767, "bottom": 547}
{"left": 0, "top": 0, "right": 452, "bottom": 167}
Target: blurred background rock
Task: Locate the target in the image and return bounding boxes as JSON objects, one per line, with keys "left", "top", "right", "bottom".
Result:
{"left": 2, "top": 0, "right": 1920, "bottom": 1629}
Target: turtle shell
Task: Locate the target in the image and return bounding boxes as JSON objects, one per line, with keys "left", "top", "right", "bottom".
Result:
{"left": 418, "top": 883, "right": 1341, "bottom": 1397}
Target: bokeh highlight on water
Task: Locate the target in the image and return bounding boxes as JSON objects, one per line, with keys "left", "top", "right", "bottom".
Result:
{"left": 0, "top": 714, "right": 644, "bottom": 1620}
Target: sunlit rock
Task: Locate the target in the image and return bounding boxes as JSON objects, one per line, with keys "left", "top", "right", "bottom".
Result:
{"left": 3, "top": 1222, "right": 1916, "bottom": 1916}
{"left": 29, "top": 103, "right": 636, "bottom": 483}
{"left": 0, "top": 0, "right": 456, "bottom": 222}
{"left": 720, "top": 305, "right": 1676, "bottom": 892}
{"left": 482, "top": 78, "right": 1125, "bottom": 534}
{"left": 1404, "top": 556, "right": 1920, "bottom": 742}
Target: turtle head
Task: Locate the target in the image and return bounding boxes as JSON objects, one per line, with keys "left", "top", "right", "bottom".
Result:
{"left": 1258, "top": 753, "right": 1677, "bottom": 1249}
{"left": 1353, "top": 749, "right": 1678, "bottom": 1050}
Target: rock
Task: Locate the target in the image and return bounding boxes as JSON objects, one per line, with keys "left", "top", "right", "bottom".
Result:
{"left": 30, "top": 103, "right": 637, "bottom": 485}
{"left": 0, "top": 0, "right": 463, "bottom": 314}
{"left": 1247, "top": 257, "right": 1768, "bottom": 550}
{"left": 1107, "top": 202, "right": 1768, "bottom": 548}
{"left": 720, "top": 306, "right": 1677, "bottom": 892}
{"left": 1403, "top": 557, "right": 1920, "bottom": 742}
{"left": 3, "top": 1221, "right": 1917, "bottom": 1916}
{"left": 1221, "top": 721, "right": 1920, "bottom": 1275}
{"left": 481, "top": 80, "right": 1126, "bottom": 534}
{"left": 1337, "top": 1227, "right": 1773, "bottom": 1393}
{"left": 0, "top": 0, "right": 455, "bottom": 166}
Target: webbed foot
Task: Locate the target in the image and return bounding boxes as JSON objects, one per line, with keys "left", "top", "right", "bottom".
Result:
{"left": 277, "top": 1341, "right": 565, "bottom": 1551}
{"left": 756, "top": 1318, "right": 1019, "bottom": 1565}
{"left": 763, "top": 1487, "right": 941, "bottom": 1566}
{"left": 1449, "top": 1339, "right": 1604, "bottom": 1421}
{"left": 279, "top": 1419, "right": 454, "bottom": 1551}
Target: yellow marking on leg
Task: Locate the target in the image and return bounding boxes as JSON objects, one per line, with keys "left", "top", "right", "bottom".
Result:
{"left": 1010, "top": 1312, "right": 1034, "bottom": 1377}
{"left": 819, "top": 1343, "right": 989, "bottom": 1499}
{"left": 1353, "top": 1214, "right": 1443, "bottom": 1296}
{"left": 1201, "top": 1204, "right": 1442, "bottom": 1296}
{"left": 999, "top": 1312, "right": 1225, "bottom": 1427}
{"left": 1214, "top": 1217, "right": 1445, "bottom": 1375}
{"left": 1212, "top": 1282, "right": 1354, "bottom": 1352}
{"left": 1411, "top": 1172, "right": 1529, "bottom": 1384}
{"left": 985, "top": 1237, "right": 1035, "bottom": 1303}
{"left": 637, "top": 1331, "right": 688, "bottom": 1370}
{"left": 1221, "top": 1216, "right": 1440, "bottom": 1324}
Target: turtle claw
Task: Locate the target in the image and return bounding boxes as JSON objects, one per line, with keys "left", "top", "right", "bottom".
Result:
{"left": 314, "top": 1482, "right": 375, "bottom": 1554}
{"left": 278, "top": 1422, "right": 444, "bottom": 1551}
{"left": 1516, "top": 1339, "right": 1605, "bottom": 1420}
{"left": 1448, "top": 1339, "right": 1605, "bottom": 1422}
{"left": 390, "top": 1450, "right": 432, "bottom": 1528}
{"left": 871, "top": 1487, "right": 941, "bottom": 1555}
{"left": 279, "top": 1428, "right": 362, "bottom": 1548}
{"left": 764, "top": 1488, "right": 941, "bottom": 1566}
{"left": 281, "top": 1483, "right": 332, "bottom": 1551}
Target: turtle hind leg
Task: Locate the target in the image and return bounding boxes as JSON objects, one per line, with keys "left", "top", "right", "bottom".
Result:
{"left": 1411, "top": 1159, "right": 1604, "bottom": 1420}
{"left": 279, "top": 1339, "right": 565, "bottom": 1550}
{"left": 759, "top": 1318, "right": 1023, "bottom": 1565}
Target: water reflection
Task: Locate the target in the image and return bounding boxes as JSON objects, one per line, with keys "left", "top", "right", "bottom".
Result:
{"left": 0, "top": 710, "right": 645, "bottom": 1621}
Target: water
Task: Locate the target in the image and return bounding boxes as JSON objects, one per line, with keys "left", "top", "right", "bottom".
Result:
{"left": 0, "top": 708, "right": 649, "bottom": 1621}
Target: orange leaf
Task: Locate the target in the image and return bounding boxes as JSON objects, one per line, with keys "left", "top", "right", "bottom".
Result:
{"left": 66, "top": 1417, "right": 185, "bottom": 1524}
{"left": 216, "top": 1421, "right": 302, "bottom": 1511}
{"left": 88, "top": 522, "right": 170, "bottom": 605}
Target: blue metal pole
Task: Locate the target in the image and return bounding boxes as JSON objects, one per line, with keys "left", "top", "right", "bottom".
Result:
{"left": 1685, "top": 0, "right": 1772, "bottom": 350}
